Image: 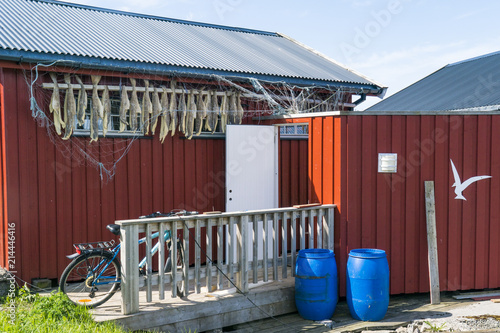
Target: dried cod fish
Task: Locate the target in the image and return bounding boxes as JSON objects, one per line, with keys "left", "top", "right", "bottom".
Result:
{"left": 205, "top": 90, "right": 219, "bottom": 133}
{"left": 151, "top": 86, "right": 161, "bottom": 135}
{"left": 74, "top": 75, "right": 87, "bottom": 126}
{"left": 169, "top": 80, "right": 177, "bottom": 136}
{"left": 62, "top": 74, "right": 76, "bottom": 140}
{"left": 228, "top": 90, "right": 237, "bottom": 124}
{"left": 49, "top": 72, "right": 64, "bottom": 135}
{"left": 235, "top": 91, "right": 244, "bottom": 124}
{"left": 141, "top": 79, "right": 153, "bottom": 135}
{"left": 129, "top": 78, "right": 141, "bottom": 132}
{"left": 194, "top": 88, "right": 207, "bottom": 136}
{"left": 220, "top": 91, "right": 229, "bottom": 133}
{"left": 159, "top": 86, "right": 170, "bottom": 143}
{"left": 185, "top": 89, "right": 197, "bottom": 139}
{"left": 119, "top": 85, "right": 130, "bottom": 132}
{"left": 178, "top": 90, "right": 187, "bottom": 135}
{"left": 102, "top": 85, "right": 111, "bottom": 137}
{"left": 90, "top": 75, "right": 103, "bottom": 142}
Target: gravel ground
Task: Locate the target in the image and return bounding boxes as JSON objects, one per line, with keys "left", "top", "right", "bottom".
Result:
{"left": 392, "top": 300, "right": 500, "bottom": 332}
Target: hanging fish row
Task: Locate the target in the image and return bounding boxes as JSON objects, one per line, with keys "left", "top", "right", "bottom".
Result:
{"left": 48, "top": 75, "right": 245, "bottom": 142}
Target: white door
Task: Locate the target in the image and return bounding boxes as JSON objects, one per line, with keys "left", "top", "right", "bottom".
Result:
{"left": 226, "top": 125, "right": 278, "bottom": 261}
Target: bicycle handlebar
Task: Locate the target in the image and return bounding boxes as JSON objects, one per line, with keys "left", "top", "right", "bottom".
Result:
{"left": 139, "top": 210, "right": 199, "bottom": 219}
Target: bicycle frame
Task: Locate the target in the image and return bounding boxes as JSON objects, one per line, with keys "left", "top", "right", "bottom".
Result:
{"left": 86, "top": 229, "right": 174, "bottom": 286}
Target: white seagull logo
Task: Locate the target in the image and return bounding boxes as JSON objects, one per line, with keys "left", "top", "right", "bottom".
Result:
{"left": 450, "top": 159, "right": 491, "bottom": 200}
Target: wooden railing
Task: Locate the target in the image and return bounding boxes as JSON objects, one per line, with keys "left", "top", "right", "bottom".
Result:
{"left": 117, "top": 204, "right": 335, "bottom": 314}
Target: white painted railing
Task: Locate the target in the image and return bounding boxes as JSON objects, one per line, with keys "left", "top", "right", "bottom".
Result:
{"left": 117, "top": 204, "right": 335, "bottom": 315}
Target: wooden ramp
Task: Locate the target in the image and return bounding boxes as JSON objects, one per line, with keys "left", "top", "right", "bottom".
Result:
{"left": 93, "top": 277, "right": 296, "bottom": 332}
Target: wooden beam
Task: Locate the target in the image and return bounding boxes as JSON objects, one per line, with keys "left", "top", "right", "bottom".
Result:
{"left": 425, "top": 181, "right": 440, "bottom": 304}
{"left": 120, "top": 224, "right": 139, "bottom": 314}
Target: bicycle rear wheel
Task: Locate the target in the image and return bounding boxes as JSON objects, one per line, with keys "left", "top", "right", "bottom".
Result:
{"left": 165, "top": 240, "right": 186, "bottom": 297}
{"left": 59, "top": 251, "right": 120, "bottom": 308}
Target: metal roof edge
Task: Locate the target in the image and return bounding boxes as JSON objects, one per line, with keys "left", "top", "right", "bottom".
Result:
{"left": 447, "top": 50, "right": 500, "bottom": 67}
{"left": 256, "top": 109, "right": 500, "bottom": 120}
{"left": 0, "top": 48, "right": 382, "bottom": 91}
{"left": 34, "top": 0, "right": 278, "bottom": 36}
{"left": 447, "top": 104, "right": 500, "bottom": 112}
{"left": 277, "top": 32, "right": 387, "bottom": 94}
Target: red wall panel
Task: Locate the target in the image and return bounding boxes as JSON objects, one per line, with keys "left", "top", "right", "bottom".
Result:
{"left": 2, "top": 68, "right": 309, "bottom": 283}
{"left": 305, "top": 114, "right": 500, "bottom": 296}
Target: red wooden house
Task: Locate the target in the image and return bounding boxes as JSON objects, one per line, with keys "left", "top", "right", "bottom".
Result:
{"left": 0, "top": 0, "right": 385, "bottom": 287}
{"left": 4, "top": 0, "right": 498, "bottom": 300}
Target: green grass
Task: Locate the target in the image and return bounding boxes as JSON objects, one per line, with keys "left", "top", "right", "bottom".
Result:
{"left": 0, "top": 286, "right": 128, "bottom": 333}
{"left": 423, "top": 320, "right": 447, "bottom": 332}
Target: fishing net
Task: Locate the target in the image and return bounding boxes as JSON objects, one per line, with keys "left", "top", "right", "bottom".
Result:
{"left": 26, "top": 60, "right": 350, "bottom": 182}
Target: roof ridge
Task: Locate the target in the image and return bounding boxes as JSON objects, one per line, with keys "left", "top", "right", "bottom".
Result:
{"left": 447, "top": 49, "right": 500, "bottom": 67}
{"left": 33, "top": 0, "right": 279, "bottom": 36}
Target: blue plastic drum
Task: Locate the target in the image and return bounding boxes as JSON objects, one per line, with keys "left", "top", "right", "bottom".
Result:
{"left": 346, "top": 248, "right": 389, "bottom": 321}
{"left": 295, "top": 249, "right": 338, "bottom": 321}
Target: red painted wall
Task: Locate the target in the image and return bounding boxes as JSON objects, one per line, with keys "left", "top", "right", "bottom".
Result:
{"left": 0, "top": 67, "right": 309, "bottom": 283}
{"left": 301, "top": 114, "right": 500, "bottom": 296}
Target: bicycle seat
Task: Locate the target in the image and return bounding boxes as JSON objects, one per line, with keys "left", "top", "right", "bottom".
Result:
{"left": 106, "top": 224, "right": 121, "bottom": 236}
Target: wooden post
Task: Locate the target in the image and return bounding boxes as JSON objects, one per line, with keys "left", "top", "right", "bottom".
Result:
{"left": 158, "top": 222, "right": 166, "bottom": 300}
{"left": 326, "top": 207, "right": 335, "bottom": 250}
{"left": 120, "top": 224, "right": 139, "bottom": 314}
{"left": 236, "top": 215, "right": 248, "bottom": 293}
{"left": 425, "top": 181, "right": 440, "bottom": 304}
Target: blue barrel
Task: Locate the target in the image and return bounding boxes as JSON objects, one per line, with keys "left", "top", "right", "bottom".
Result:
{"left": 295, "top": 249, "right": 338, "bottom": 321}
{"left": 346, "top": 248, "right": 389, "bottom": 321}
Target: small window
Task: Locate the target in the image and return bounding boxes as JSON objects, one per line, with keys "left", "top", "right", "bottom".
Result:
{"left": 74, "top": 91, "right": 140, "bottom": 137}
{"left": 279, "top": 125, "right": 309, "bottom": 139}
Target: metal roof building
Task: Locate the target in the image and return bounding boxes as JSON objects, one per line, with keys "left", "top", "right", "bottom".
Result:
{"left": 367, "top": 50, "right": 500, "bottom": 112}
{"left": 0, "top": 0, "right": 385, "bottom": 94}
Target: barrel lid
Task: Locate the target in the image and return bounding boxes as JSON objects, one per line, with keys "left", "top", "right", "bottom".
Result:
{"left": 348, "top": 248, "right": 386, "bottom": 259}
{"left": 298, "top": 249, "right": 335, "bottom": 259}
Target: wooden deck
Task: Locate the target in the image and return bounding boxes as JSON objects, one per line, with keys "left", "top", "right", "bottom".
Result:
{"left": 93, "top": 280, "right": 474, "bottom": 333}
{"left": 93, "top": 273, "right": 297, "bottom": 332}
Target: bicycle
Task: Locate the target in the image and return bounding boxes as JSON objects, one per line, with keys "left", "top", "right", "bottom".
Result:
{"left": 59, "top": 210, "right": 198, "bottom": 308}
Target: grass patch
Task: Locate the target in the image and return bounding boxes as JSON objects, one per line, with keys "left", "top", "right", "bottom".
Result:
{"left": 0, "top": 286, "right": 128, "bottom": 333}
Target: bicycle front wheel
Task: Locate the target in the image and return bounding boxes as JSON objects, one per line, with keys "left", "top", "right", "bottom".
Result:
{"left": 59, "top": 251, "right": 121, "bottom": 308}
{"left": 165, "top": 240, "right": 186, "bottom": 297}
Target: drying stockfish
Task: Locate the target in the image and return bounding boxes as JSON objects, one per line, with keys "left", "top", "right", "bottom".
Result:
{"left": 185, "top": 89, "right": 197, "bottom": 139}
{"left": 228, "top": 90, "right": 237, "bottom": 124}
{"left": 205, "top": 90, "right": 219, "bottom": 133}
{"left": 141, "top": 80, "right": 153, "bottom": 135}
{"left": 194, "top": 88, "right": 207, "bottom": 136}
{"left": 169, "top": 80, "right": 177, "bottom": 136}
{"left": 195, "top": 91, "right": 208, "bottom": 135}
{"left": 235, "top": 91, "right": 244, "bottom": 124}
{"left": 220, "top": 91, "right": 229, "bottom": 133}
{"left": 178, "top": 90, "right": 187, "bottom": 135}
{"left": 151, "top": 86, "right": 161, "bottom": 135}
{"left": 102, "top": 85, "right": 111, "bottom": 137}
{"left": 49, "top": 73, "right": 64, "bottom": 135}
{"left": 90, "top": 75, "right": 103, "bottom": 142}
{"left": 119, "top": 85, "right": 130, "bottom": 132}
{"left": 159, "top": 86, "right": 170, "bottom": 143}
{"left": 75, "top": 75, "right": 87, "bottom": 126}
{"left": 129, "top": 78, "right": 141, "bottom": 132}
{"left": 62, "top": 74, "right": 76, "bottom": 140}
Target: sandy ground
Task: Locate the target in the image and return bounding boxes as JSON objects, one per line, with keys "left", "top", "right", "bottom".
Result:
{"left": 402, "top": 299, "right": 500, "bottom": 332}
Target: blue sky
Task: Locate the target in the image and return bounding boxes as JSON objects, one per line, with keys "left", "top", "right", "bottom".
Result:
{"left": 62, "top": 0, "right": 500, "bottom": 110}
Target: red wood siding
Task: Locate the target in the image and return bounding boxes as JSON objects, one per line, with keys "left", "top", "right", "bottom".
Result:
{"left": 305, "top": 114, "right": 500, "bottom": 296}
{"left": 0, "top": 68, "right": 6, "bottom": 268}
{"left": 1, "top": 68, "right": 309, "bottom": 283}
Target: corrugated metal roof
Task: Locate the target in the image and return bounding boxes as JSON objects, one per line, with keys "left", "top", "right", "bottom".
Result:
{"left": 367, "top": 51, "right": 500, "bottom": 112}
{"left": 0, "top": 0, "right": 384, "bottom": 92}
